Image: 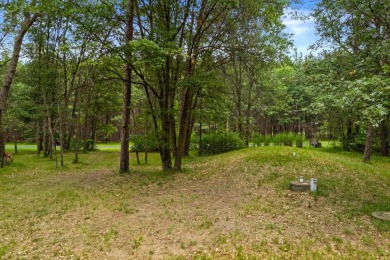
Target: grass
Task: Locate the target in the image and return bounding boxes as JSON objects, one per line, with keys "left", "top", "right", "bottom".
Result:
{"left": 0, "top": 145, "right": 389, "bottom": 258}
{"left": 5, "top": 142, "right": 124, "bottom": 153}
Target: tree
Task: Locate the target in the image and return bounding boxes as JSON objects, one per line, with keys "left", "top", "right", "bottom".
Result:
{"left": 313, "top": 0, "right": 390, "bottom": 161}
{"left": 128, "top": 0, "right": 291, "bottom": 171}
{"left": 119, "top": 0, "right": 135, "bottom": 173}
{"left": 3, "top": 82, "right": 37, "bottom": 153}
{"left": 13, "top": 1, "right": 124, "bottom": 166}
{"left": 0, "top": 1, "right": 39, "bottom": 167}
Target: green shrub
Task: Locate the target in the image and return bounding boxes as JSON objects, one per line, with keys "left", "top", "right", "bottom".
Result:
{"left": 295, "top": 133, "right": 304, "bottom": 148}
{"left": 190, "top": 132, "right": 200, "bottom": 150}
{"left": 281, "top": 132, "right": 295, "bottom": 146}
{"left": 264, "top": 135, "right": 271, "bottom": 146}
{"left": 271, "top": 134, "right": 283, "bottom": 146}
{"left": 252, "top": 134, "right": 264, "bottom": 146}
{"left": 84, "top": 139, "right": 96, "bottom": 151}
{"left": 130, "top": 134, "right": 159, "bottom": 152}
{"left": 341, "top": 133, "right": 367, "bottom": 152}
{"left": 278, "top": 133, "right": 287, "bottom": 146}
{"left": 70, "top": 138, "right": 96, "bottom": 151}
{"left": 340, "top": 131, "right": 386, "bottom": 152}
{"left": 254, "top": 133, "right": 304, "bottom": 147}
{"left": 200, "top": 131, "right": 245, "bottom": 155}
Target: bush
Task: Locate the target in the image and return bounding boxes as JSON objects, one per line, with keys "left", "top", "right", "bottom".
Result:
{"left": 341, "top": 132, "right": 367, "bottom": 151}
{"left": 271, "top": 134, "right": 283, "bottom": 146}
{"left": 280, "top": 132, "right": 295, "bottom": 146}
{"left": 253, "top": 132, "right": 305, "bottom": 147}
{"left": 130, "top": 134, "right": 159, "bottom": 152}
{"left": 84, "top": 139, "right": 96, "bottom": 151}
{"left": 264, "top": 135, "right": 271, "bottom": 146}
{"left": 200, "top": 131, "right": 245, "bottom": 155}
{"left": 295, "top": 133, "right": 304, "bottom": 148}
{"left": 252, "top": 134, "right": 264, "bottom": 146}
{"left": 70, "top": 138, "right": 96, "bottom": 151}
{"left": 190, "top": 132, "right": 200, "bottom": 150}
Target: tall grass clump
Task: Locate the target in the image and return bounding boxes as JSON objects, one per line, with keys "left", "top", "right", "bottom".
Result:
{"left": 279, "top": 132, "right": 295, "bottom": 146}
{"left": 271, "top": 134, "right": 283, "bottom": 146}
{"left": 252, "top": 132, "right": 305, "bottom": 147}
{"left": 295, "top": 133, "right": 304, "bottom": 148}
{"left": 200, "top": 131, "right": 245, "bottom": 155}
{"left": 252, "top": 135, "right": 265, "bottom": 146}
{"left": 252, "top": 134, "right": 271, "bottom": 146}
{"left": 263, "top": 135, "right": 271, "bottom": 146}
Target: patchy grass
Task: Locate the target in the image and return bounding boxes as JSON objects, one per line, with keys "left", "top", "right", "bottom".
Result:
{"left": 6, "top": 142, "right": 125, "bottom": 153}
{"left": 0, "top": 146, "right": 389, "bottom": 259}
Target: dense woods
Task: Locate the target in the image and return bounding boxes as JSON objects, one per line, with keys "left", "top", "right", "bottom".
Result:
{"left": 1, "top": 0, "right": 389, "bottom": 169}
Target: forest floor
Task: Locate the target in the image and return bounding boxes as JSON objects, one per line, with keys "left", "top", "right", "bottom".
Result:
{"left": 0, "top": 146, "right": 389, "bottom": 259}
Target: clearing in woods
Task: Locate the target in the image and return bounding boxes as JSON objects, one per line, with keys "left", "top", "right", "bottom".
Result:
{"left": 0, "top": 146, "right": 389, "bottom": 258}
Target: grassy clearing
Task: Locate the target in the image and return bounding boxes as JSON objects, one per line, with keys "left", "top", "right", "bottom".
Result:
{"left": 0, "top": 146, "right": 389, "bottom": 259}
{"left": 5, "top": 143, "right": 37, "bottom": 152}
{"left": 5, "top": 142, "right": 123, "bottom": 152}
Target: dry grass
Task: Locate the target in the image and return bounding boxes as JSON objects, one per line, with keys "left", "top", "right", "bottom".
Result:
{"left": 0, "top": 147, "right": 389, "bottom": 259}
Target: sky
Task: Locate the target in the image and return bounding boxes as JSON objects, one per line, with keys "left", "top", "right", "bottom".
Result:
{"left": 282, "top": 0, "right": 320, "bottom": 57}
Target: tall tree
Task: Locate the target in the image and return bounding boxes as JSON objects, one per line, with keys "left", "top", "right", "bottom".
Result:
{"left": 129, "top": 0, "right": 290, "bottom": 171}
{"left": 0, "top": 1, "right": 39, "bottom": 167}
{"left": 313, "top": 0, "right": 390, "bottom": 162}
{"left": 119, "top": 0, "right": 135, "bottom": 173}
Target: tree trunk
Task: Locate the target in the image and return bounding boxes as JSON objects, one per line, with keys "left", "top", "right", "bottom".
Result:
{"left": 160, "top": 146, "right": 172, "bottom": 170}
{"left": 345, "top": 119, "right": 353, "bottom": 148}
{"left": 184, "top": 115, "right": 195, "bottom": 156}
{"left": 157, "top": 50, "right": 175, "bottom": 171}
{"left": 363, "top": 124, "right": 374, "bottom": 163}
{"left": 0, "top": 12, "right": 38, "bottom": 167}
{"left": 245, "top": 70, "right": 254, "bottom": 147}
{"left": 82, "top": 95, "right": 90, "bottom": 151}
{"left": 380, "top": 120, "right": 389, "bottom": 157}
{"left": 175, "top": 86, "right": 194, "bottom": 170}
{"left": 73, "top": 110, "right": 81, "bottom": 164}
{"left": 198, "top": 96, "right": 203, "bottom": 155}
{"left": 58, "top": 105, "right": 64, "bottom": 167}
{"left": 43, "top": 118, "right": 50, "bottom": 157}
{"left": 234, "top": 59, "right": 243, "bottom": 137}
{"left": 160, "top": 127, "right": 173, "bottom": 170}
{"left": 170, "top": 114, "right": 177, "bottom": 158}
{"left": 0, "top": 129, "right": 4, "bottom": 167}
{"left": 160, "top": 98, "right": 173, "bottom": 170}
{"left": 174, "top": 2, "right": 206, "bottom": 170}
{"left": 119, "top": 0, "right": 134, "bottom": 173}
{"left": 135, "top": 151, "right": 140, "bottom": 165}
{"left": 14, "top": 138, "right": 17, "bottom": 154}
{"left": 73, "top": 77, "right": 82, "bottom": 164}
{"left": 36, "top": 121, "right": 43, "bottom": 156}
{"left": 47, "top": 114, "right": 57, "bottom": 167}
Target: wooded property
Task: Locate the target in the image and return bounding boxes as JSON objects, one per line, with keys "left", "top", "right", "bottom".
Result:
{"left": 0, "top": 0, "right": 389, "bottom": 258}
